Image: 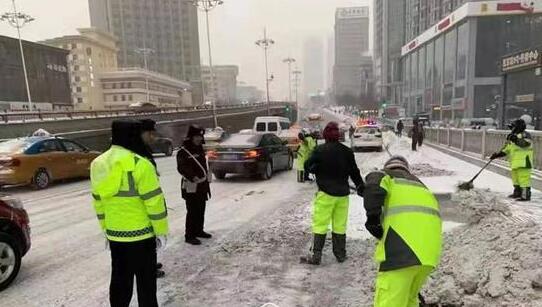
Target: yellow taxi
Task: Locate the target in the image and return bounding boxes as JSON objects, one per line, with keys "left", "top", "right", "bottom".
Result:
{"left": 0, "top": 137, "right": 100, "bottom": 189}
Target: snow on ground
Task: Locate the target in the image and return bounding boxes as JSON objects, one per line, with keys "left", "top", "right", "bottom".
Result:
{"left": 2, "top": 109, "right": 541, "bottom": 306}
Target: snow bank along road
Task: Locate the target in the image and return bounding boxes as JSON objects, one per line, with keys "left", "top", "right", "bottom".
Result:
{"left": 2, "top": 112, "right": 541, "bottom": 306}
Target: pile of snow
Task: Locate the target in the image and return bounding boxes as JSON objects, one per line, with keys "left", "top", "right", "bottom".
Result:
{"left": 424, "top": 190, "right": 542, "bottom": 306}
{"left": 410, "top": 163, "right": 455, "bottom": 177}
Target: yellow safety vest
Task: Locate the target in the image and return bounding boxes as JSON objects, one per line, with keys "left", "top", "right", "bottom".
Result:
{"left": 503, "top": 133, "right": 534, "bottom": 169}
{"left": 91, "top": 145, "right": 169, "bottom": 242}
{"left": 375, "top": 175, "right": 442, "bottom": 271}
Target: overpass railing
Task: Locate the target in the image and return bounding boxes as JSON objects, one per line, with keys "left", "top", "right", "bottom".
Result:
{"left": 0, "top": 101, "right": 292, "bottom": 124}
{"left": 424, "top": 127, "right": 542, "bottom": 170}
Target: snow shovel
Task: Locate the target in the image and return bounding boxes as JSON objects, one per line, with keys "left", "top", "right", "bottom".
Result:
{"left": 457, "top": 159, "right": 494, "bottom": 191}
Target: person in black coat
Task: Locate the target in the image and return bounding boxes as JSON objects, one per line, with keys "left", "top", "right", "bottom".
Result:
{"left": 396, "top": 120, "right": 404, "bottom": 137}
{"left": 177, "top": 125, "right": 212, "bottom": 245}
{"left": 410, "top": 119, "right": 420, "bottom": 151}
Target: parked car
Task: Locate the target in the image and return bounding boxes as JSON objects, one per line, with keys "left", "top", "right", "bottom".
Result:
{"left": 0, "top": 137, "right": 100, "bottom": 189}
{"left": 149, "top": 136, "right": 174, "bottom": 156}
{"left": 351, "top": 125, "right": 383, "bottom": 152}
{"left": 0, "top": 194, "right": 30, "bottom": 291}
{"left": 207, "top": 133, "right": 293, "bottom": 180}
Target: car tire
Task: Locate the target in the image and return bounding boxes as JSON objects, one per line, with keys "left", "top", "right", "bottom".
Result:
{"left": 32, "top": 169, "right": 50, "bottom": 190}
{"left": 214, "top": 172, "right": 226, "bottom": 180}
{"left": 261, "top": 161, "right": 273, "bottom": 180}
{"left": 165, "top": 144, "right": 174, "bottom": 157}
{"left": 287, "top": 154, "right": 294, "bottom": 170}
{"left": 0, "top": 233, "right": 22, "bottom": 292}
{"left": 377, "top": 147, "right": 383, "bottom": 152}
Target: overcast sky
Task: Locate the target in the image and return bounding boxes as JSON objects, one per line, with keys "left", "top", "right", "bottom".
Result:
{"left": 0, "top": 0, "right": 371, "bottom": 100}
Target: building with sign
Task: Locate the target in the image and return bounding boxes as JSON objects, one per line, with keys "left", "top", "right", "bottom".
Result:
{"left": 0, "top": 35, "right": 71, "bottom": 110}
{"left": 400, "top": 0, "right": 542, "bottom": 122}
{"left": 40, "top": 28, "right": 118, "bottom": 110}
{"left": 98, "top": 67, "right": 192, "bottom": 109}
{"left": 334, "top": 6, "right": 371, "bottom": 104}
{"left": 502, "top": 46, "right": 542, "bottom": 128}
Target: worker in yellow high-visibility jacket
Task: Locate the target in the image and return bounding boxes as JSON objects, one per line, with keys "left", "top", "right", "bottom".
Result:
{"left": 363, "top": 156, "right": 442, "bottom": 307}
{"left": 491, "top": 118, "right": 534, "bottom": 201}
{"left": 91, "top": 120, "right": 169, "bottom": 307}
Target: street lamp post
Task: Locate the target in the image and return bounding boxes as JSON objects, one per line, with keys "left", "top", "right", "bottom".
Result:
{"left": 1, "top": 0, "right": 34, "bottom": 111}
{"left": 256, "top": 28, "right": 275, "bottom": 115}
{"left": 282, "top": 57, "right": 296, "bottom": 102}
{"left": 135, "top": 47, "right": 155, "bottom": 103}
{"left": 292, "top": 69, "right": 302, "bottom": 120}
{"left": 190, "top": 0, "right": 223, "bottom": 128}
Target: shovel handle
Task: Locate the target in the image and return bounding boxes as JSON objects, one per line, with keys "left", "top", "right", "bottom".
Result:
{"left": 470, "top": 159, "right": 493, "bottom": 182}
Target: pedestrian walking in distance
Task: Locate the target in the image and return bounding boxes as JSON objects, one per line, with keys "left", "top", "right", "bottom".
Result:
{"left": 177, "top": 124, "right": 212, "bottom": 245}
{"left": 364, "top": 156, "right": 442, "bottom": 307}
{"left": 409, "top": 119, "right": 420, "bottom": 151}
{"left": 491, "top": 118, "right": 534, "bottom": 201}
{"left": 417, "top": 122, "right": 425, "bottom": 148}
{"left": 91, "top": 120, "right": 169, "bottom": 307}
{"left": 396, "top": 120, "right": 404, "bottom": 137}
{"left": 300, "top": 121, "right": 364, "bottom": 265}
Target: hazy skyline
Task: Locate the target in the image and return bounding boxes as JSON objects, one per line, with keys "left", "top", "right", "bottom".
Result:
{"left": 0, "top": 0, "right": 371, "bottom": 100}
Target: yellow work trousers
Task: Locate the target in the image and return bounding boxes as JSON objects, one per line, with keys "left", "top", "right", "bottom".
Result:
{"left": 511, "top": 168, "right": 532, "bottom": 188}
{"left": 374, "top": 265, "right": 433, "bottom": 307}
{"left": 311, "top": 191, "right": 349, "bottom": 235}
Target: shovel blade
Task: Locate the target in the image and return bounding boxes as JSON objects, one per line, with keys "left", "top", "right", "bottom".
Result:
{"left": 457, "top": 181, "right": 474, "bottom": 191}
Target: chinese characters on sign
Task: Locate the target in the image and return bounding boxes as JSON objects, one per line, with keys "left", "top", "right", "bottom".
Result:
{"left": 337, "top": 7, "right": 369, "bottom": 19}
{"left": 46, "top": 63, "right": 68, "bottom": 73}
{"left": 502, "top": 48, "right": 542, "bottom": 73}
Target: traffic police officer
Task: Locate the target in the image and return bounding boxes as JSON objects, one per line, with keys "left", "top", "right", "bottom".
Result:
{"left": 363, "top": 156, "right": 442, "bottom": 307}
{"left": 91, "top": 120, "right": 169, "bottom": 307}
{"left": 491, "top": 118, "right": 534, "bottom": 201}
{"left": 296, "top": 129, "right": 317, "bottom": 182}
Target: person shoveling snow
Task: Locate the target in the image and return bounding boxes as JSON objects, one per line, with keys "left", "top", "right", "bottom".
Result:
{"left": 363, "top": 155, "right": 442, "bottom": 307}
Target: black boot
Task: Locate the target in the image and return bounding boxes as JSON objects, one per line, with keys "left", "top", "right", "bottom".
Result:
{"left": 508, "top": 185, "right": 521, "bottom": 199}
{"left": 518, "top": 187, "right": 531, "bottom": 202}
{"left": 332, "top": 233, "right": 347, "bottom": 263}
{"left": 185, "top": 237, "right": 202, "bottom": 245}
{"left": 300, "top": 234, "right": 326, "bottom": 265}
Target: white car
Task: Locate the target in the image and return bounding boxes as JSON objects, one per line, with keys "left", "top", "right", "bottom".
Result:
{"left": 351, "top": 125, "right": 383, "bottom": 152}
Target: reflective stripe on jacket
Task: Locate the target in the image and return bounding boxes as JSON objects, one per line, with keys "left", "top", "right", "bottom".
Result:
{"left": 503, "top": 133, "right": 534, "bottom": 169}
{"left": 375, "top": 175, "right": 442, "bottom": 271}
{"left": 91, "top": 145, "right": 169, "bottom": 242}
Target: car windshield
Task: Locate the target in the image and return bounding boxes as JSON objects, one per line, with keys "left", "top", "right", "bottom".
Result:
{"left": 0, "top": 139, "right": 34, "bottom": 154}
{"left": 220, "top": 134, "right": 262, "bottom": 147}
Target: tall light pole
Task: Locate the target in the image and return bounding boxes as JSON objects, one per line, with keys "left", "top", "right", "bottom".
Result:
{"left": 135, "top": 47, "right": 155, "bottom": 103}
{"left": 190, "top": 0, "right": 223, "bottom": 128}
{"left": 282, "top": 57, "right": 296, "bottom": 102}
{"left": 292, "top": 69, "right": 302, "bottom": 120}
{"left": 1, "top": 0, "right": 34, "bottom": 111}
{"left": 256, "top": 28, "right": 275, "bottom": 115}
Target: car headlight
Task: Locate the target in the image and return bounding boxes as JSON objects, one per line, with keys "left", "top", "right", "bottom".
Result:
{"left": 0, "top": 195, "right": 24, "bottom": 210}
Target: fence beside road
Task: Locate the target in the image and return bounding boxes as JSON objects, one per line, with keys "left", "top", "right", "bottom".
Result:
{"left": 423, "top": 127, "right": 542, "bottom": 171}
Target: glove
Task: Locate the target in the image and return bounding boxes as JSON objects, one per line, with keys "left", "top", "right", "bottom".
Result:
{"left": 365, "top": 223, "right": 383, "bottom": 240}
{"left": 490, "top": 152, "right": 505, "bottom": 160}
{"left": 357, "top": 185, "right": 364, "bottom": 197}
{"left": 156, "top": 236, "right": 168, "bottom": 251}
{"left": 508, "top": 134, "right": 518, "bottom": 143}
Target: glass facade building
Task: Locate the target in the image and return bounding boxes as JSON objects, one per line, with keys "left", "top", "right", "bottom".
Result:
{"left": 401, "top": 8, "right": 542, "bottom": 124}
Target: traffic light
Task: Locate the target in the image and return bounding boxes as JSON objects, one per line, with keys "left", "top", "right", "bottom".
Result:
{"left": 285, "top": 105, "right": 291, "bottom": 113}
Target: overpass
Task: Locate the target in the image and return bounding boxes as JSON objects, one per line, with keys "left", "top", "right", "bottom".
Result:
{"left": 0, "top": 102, "right": 297, "bottom": 151}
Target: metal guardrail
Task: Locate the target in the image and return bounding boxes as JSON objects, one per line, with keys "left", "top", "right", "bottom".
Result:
{"left": 424, "top": 127, "right": 542, "bottom": 170}
{"left": 0, "top": 101, "right": 292, "bottom": 124}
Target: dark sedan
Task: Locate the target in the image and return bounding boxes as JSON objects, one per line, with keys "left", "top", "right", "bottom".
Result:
{"left": 207, "top": 133, "right": 293, "bottom": 180}
{"left": 149, "top": 136, "right": 174, "bottom": 156}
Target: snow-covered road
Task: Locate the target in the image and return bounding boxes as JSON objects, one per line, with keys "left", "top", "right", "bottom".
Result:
{"left": 2, "top": 109, "right": 541, "bottom": 306}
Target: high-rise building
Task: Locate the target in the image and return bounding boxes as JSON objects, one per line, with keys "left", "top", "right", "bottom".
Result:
{"left": 333, "top": 6, "right": 371, "bottom": 102}
{"left": 88, "top": 0, "right": 201, "bottom": 89}
{"left": 40, "top": 28, "right": 118, "bottom": 110}
{"left": 374, "top": 0, "right": 405, "bottom": 105}
{"left": 302, "top": 37, "right": 325, "bottom": 97}
{"left": 201, "top": 65, "right": 239, "bottom": 105}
